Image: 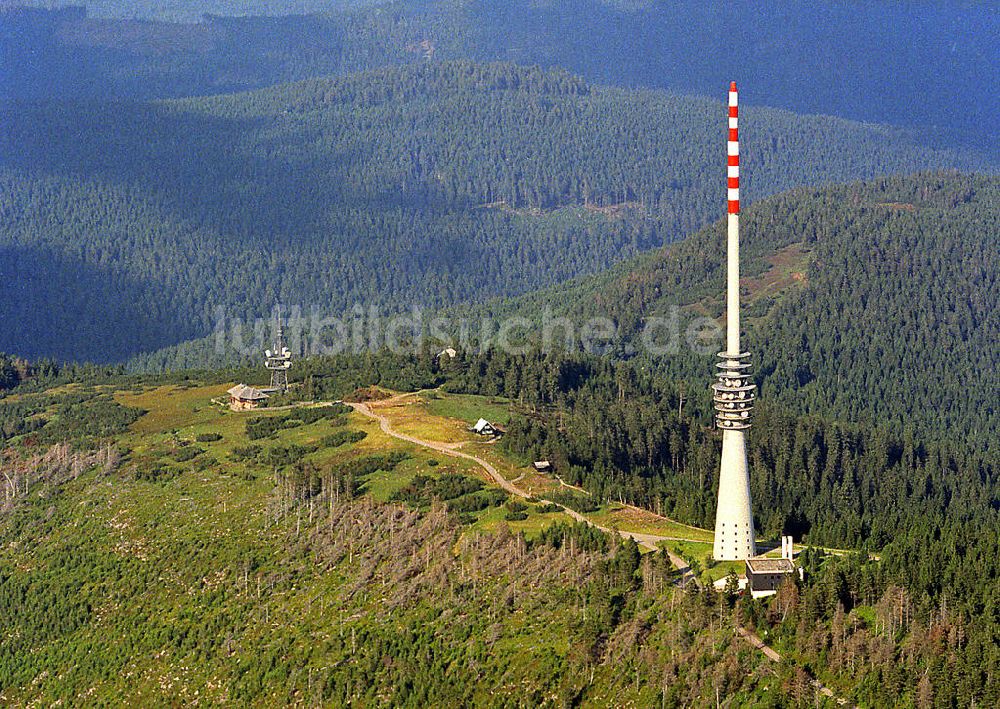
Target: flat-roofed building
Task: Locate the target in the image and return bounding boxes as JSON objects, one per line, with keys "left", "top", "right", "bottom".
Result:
{"left": 745, "top": 557, "right": 796, "bottom": 598}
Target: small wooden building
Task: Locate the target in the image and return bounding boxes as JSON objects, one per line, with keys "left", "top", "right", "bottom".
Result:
{"left": 745, "top": 557, "right": 796, "bottom": 598}
{"left": 227, "top": 384, "right": 269, "bottom": 411}
{"left": 532, "top": 460, "right": 552, "bottom": 472}
{"left": 472, "top": 418, "right": 500, "bottom": 436}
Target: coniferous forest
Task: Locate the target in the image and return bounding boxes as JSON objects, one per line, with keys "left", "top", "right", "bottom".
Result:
{"left": 1, "top": 2, "right": 998, "bottom": 707}
{"left": 134, "top": 173, "right": 1000, "bottom": 456}
{"left": 4, "top": 61, "right": 988, "bottom": 362}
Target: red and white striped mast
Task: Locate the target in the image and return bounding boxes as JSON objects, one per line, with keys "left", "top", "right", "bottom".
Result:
{"left": 712, "top": 81, "right": 757, "bottom": 561}
{"left": 726, "top": 81, "right": 742, "bottom": 353}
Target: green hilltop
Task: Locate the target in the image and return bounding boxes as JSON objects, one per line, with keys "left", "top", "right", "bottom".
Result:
{"left": 0, "top": 379, "right": 776, "bottom": 705}
{"left": 0, "top": 347, "right": 996, "bottom": 705}
{"left": 2, "top": 6, "right": 997, "bottom": 706}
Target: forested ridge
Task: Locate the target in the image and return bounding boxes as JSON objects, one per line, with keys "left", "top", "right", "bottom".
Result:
{"left": 3, "top": 62, "right": 983, "bottom": 363}
{"left": 134, "top": 173, "right": 1000, "bottom": 455}
{"left": 2, "top": 3, "right": 997, "bottom": 705}
{"left": 0, "top": 378, "right": 734, "bottom": 705}
{"left": 459, "top": 173, "right": 999, "bottom": 454}
{"left": 3, "top": 169, "right": 993, "bottom": 702}
{"left": 5, "top": 2, "right": 997, "bottom": 156}
{"left": 447, "top": 350, "right": 999, "bottom": 707}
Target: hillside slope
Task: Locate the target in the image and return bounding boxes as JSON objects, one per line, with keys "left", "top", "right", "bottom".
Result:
{"left": 466, "top": 172, "right": 1000, "bottom": 451}
{"left": 0, "top": 380, "right": 777, "bottom": 705}
{"left": 0, "top": 368, "right": 995, "bottom": 706}
{"left": 2, "top": 63, "right": 988, "bottom": 363}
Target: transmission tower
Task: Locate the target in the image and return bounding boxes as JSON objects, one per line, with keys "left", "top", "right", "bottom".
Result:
{"left": 265, "top": 306, "right": 291, "bottom": 393}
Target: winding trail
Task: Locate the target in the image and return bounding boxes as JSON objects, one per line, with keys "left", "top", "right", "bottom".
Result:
{"left": 348, "top": 400, "right": 697, "bottom": 584}
{"left": 349, "top": 401, "right": 522, "bottom": 497}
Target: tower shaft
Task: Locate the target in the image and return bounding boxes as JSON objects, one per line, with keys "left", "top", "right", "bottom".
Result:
{"left": 713, "top": 82, "right": 756, "bottom": 561}
{"left": 727, "top": 213, "right": 740, "bottom": 355}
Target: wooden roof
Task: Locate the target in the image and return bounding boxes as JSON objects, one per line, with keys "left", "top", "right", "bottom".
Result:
{"left": 227, "top": 384, "right": 270, "bottom": 401}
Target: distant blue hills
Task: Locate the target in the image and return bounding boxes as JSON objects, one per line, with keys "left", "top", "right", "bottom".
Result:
{"left": 4, "top": 1, "right": 997, "bottom": 157}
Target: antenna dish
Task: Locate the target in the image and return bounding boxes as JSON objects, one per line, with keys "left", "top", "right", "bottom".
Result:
{"left": 283, "top": 362, "right": 291, "bottom": 369}
{"left": 266, "top": 350, "right": 272, "bottom": 357}
{"left": 281, "top": 347, "right": 290, "bottom": 356}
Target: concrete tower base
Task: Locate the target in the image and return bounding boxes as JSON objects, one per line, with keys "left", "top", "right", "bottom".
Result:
{"left": 713, "top": 429, "right": 756, "bottom": 560}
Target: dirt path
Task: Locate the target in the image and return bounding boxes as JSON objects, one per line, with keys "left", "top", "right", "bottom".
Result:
{"left": 349, "top": 401, "right": 526, "bottom": 497}
{"left": 553, "top": 475, "right": 588, "bottom": 494}
{"left": 262, "top": 400, "right": 338, "bottom": 412}
{"left": 556, "top": 505, "right": 698, "bottom": 586}
{"left": 349, "top": 399, "right": 699, "bottom": 585}
{"left": 735, "top": 626, "right": 781, "bottom": 662}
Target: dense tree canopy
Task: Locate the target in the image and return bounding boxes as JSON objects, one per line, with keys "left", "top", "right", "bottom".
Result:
{"left": 2, "top": 338, "right": 997, "bottom": 705}
{"left": 2, "top": 4, "right": 996, "bottom": 705}
{"left": 3, "top": 63, "right": 982, "bottom": 362}
{"left": 293, "top": 345, "right": 1000, "bottom": 705}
